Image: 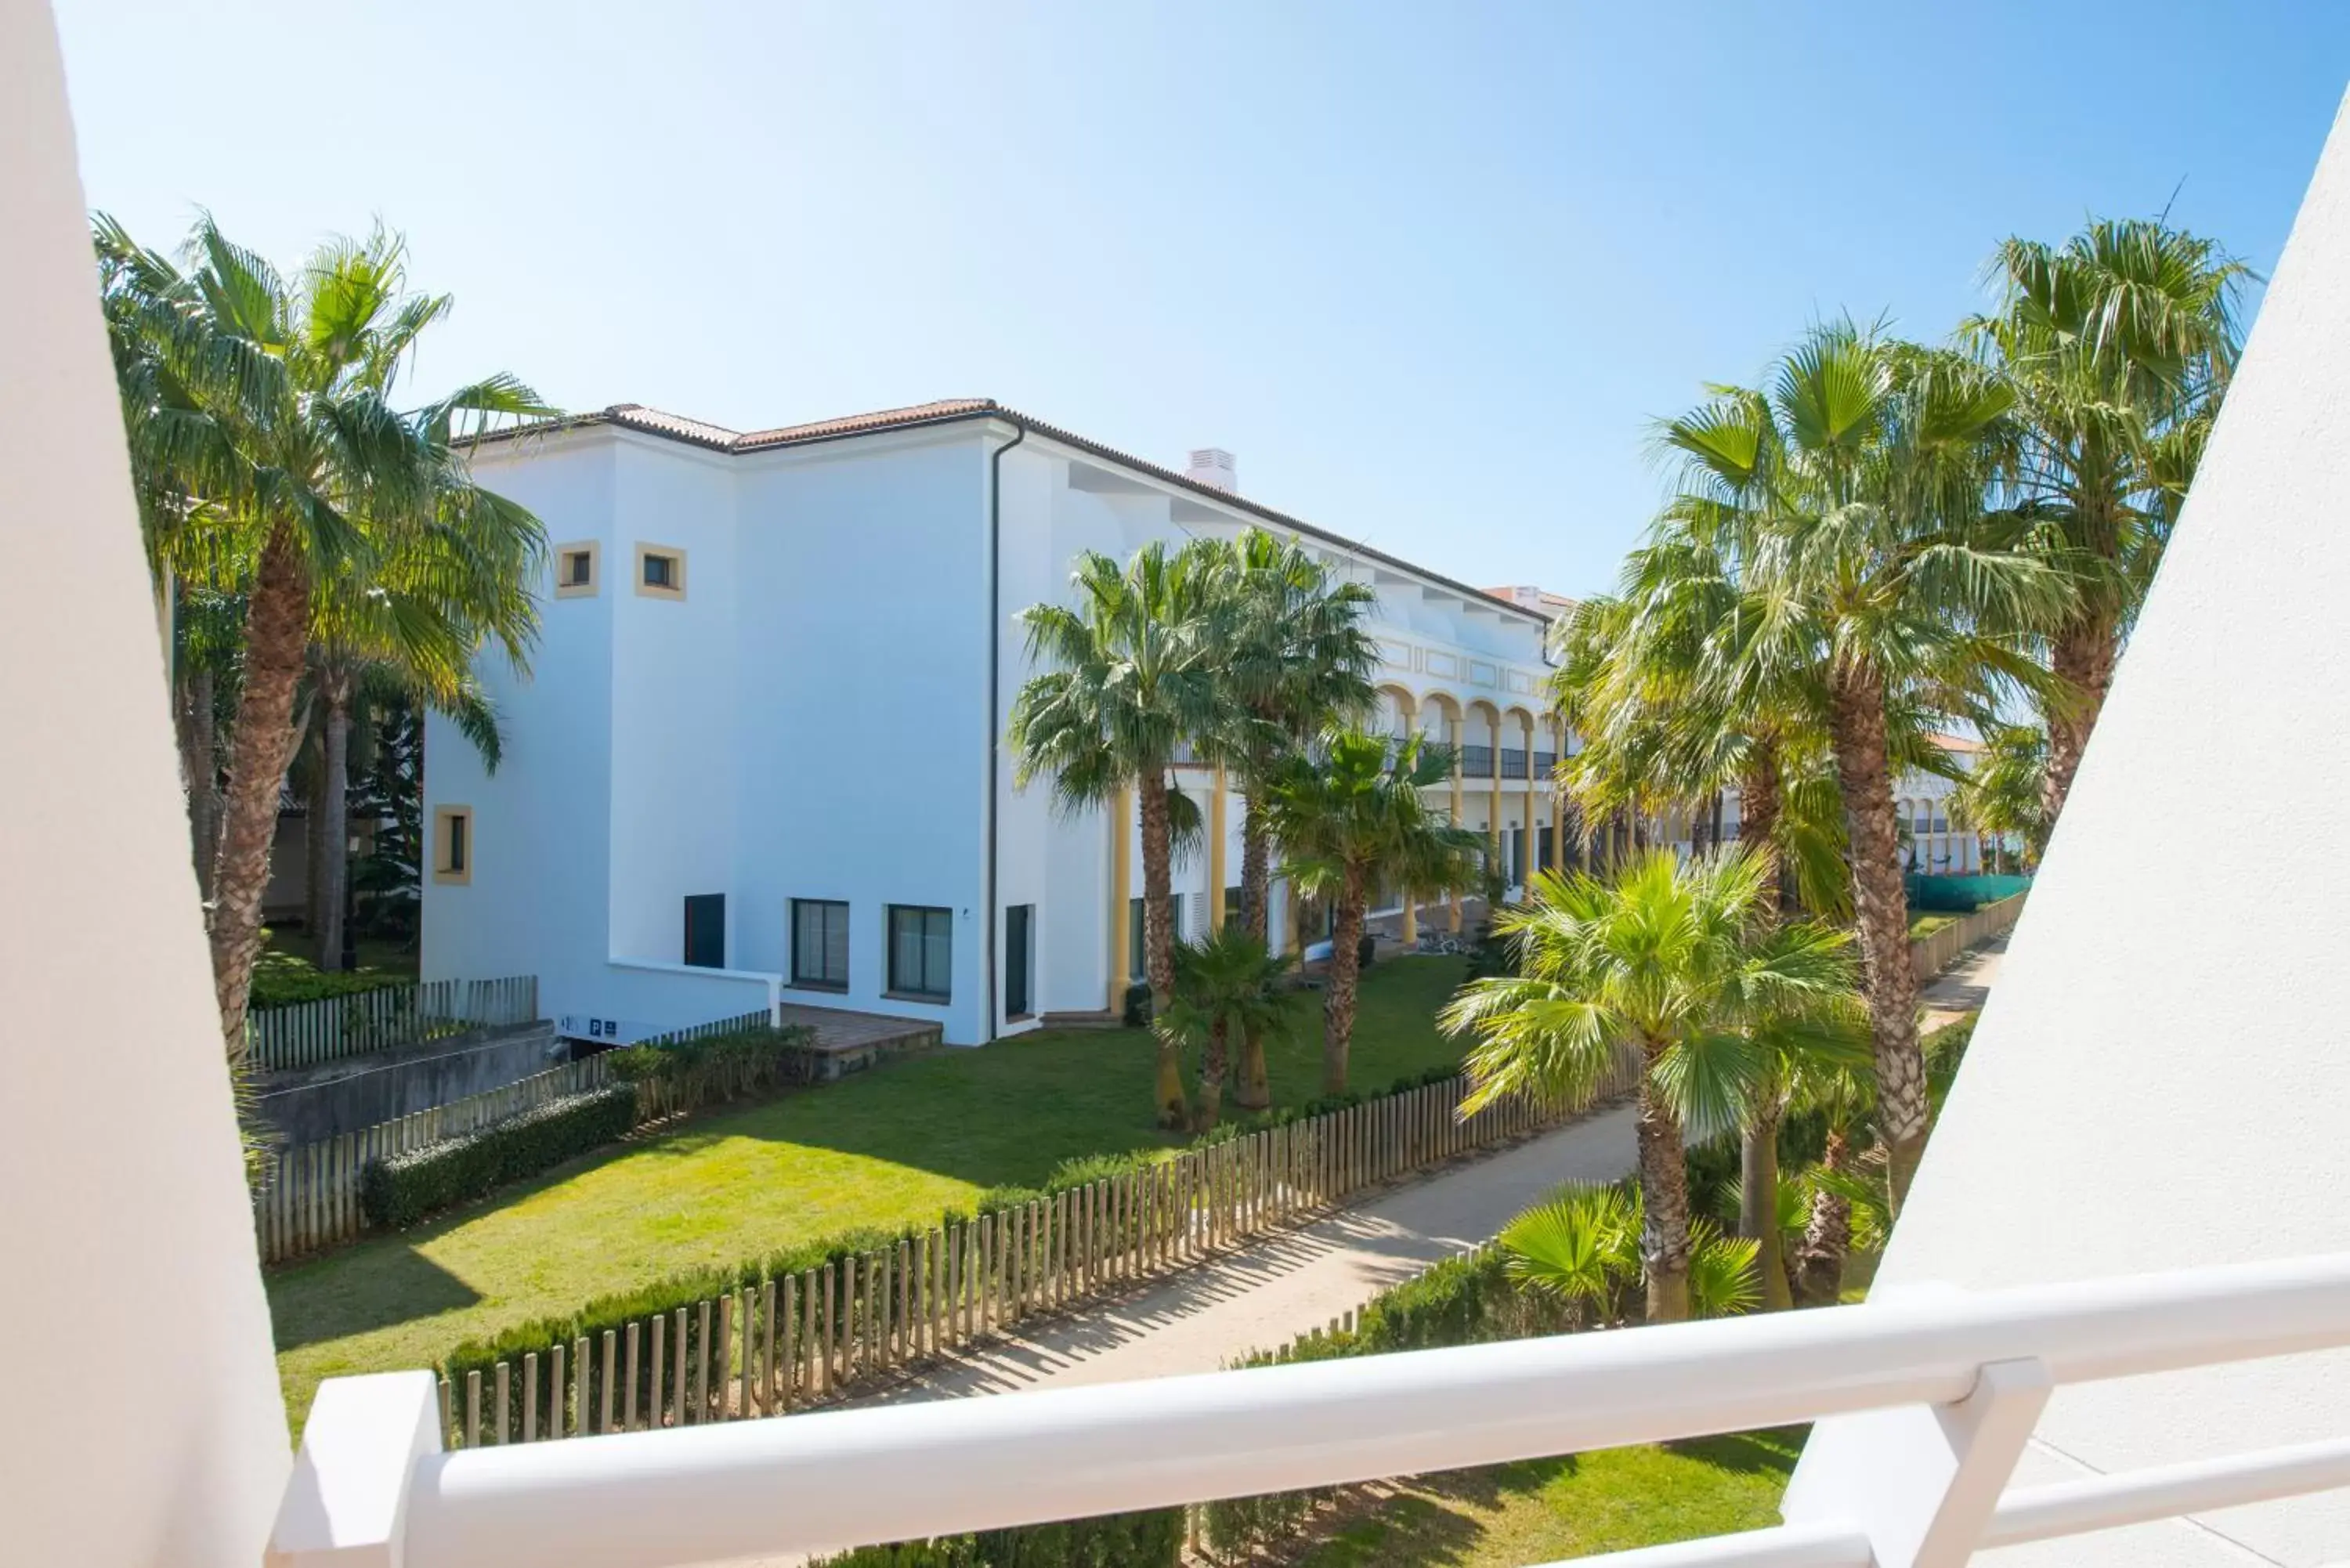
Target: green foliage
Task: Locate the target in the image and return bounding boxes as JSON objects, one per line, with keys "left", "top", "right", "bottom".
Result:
{"left": 1498, "top": 1180, "right": 1762, "bottom": 1325}
{"left": 809, "top": 1508, "right": 1184, "bottom": 1568}
{"left": 601, "top": 1024, "right": 819, "bottom": 1104}
{"left": 361, "top": 1087, "right": 637, "bottom": 1230}
{"left": 1119, "top": 982, "right": 1152, "bottom": 1028}
{"left": 250, "top": 942, "right": 408, "bottom": 1008}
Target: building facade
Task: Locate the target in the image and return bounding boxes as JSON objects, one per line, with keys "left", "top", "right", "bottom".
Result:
{"left": 421, "top": 401, "right": 1565, "bottom": 1046}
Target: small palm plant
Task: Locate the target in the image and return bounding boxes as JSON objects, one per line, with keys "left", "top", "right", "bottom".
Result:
{"left": 1442, "top": 847, "right": 1856, "bottom": 1324}
{"left": 1502, "top": 1180, "right": 1762, "bottom": 1325}
{"left": 1161, "top": 927, "right": 1291, "bottom": 1131}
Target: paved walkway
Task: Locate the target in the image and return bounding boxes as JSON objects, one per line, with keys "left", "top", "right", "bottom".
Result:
{"left": 1921, "top": 934, "right": 2004, "bottom": 1030}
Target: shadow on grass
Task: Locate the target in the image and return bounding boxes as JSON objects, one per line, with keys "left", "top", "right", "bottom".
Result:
{"left": 271, "top": 1245, "right": 482, "bottom": 1349}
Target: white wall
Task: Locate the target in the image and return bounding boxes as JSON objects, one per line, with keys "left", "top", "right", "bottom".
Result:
{"left": 0, "top": 5, "right": 290, "bottom": 1560}
{"left": 1790, "top": 91, "right": 2350, "bottom": 1566}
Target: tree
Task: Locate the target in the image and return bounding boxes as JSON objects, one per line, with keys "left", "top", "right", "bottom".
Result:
{"left": 97, "top": 217, "right": 551, "bottom": 1059}
{"left": 1950, "top": 722, "right": 2049, "bottom": 872}
{"left": 1968, "top": 219, "right": 2249, "bottom": 828}
{"left": 1010, "top": 540, "right": 1231, "bottom": 1125}
{"left": 1160, "top": 927, "right": 1291, "bottom": 1130}
{"left": 1656, "top": 322, "right": 2073, "bottom": 1213}
{"left": 1257, "top": 732, "right": 1482, "bottom": 1094}
{"left": 1210, "top": 529, "right": 1380, "bottom": 948}
{"left": 1443, "top": 848, "right": 1856, "bottom": 1323}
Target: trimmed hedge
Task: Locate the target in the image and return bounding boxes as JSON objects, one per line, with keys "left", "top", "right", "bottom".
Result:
{"left": 811, "top": 1507, "right": 1183, "bottom": 1567}
{"left": 360, "top": 1086, "right": 638, "bottom": 1230}
{"left": 602, "top": 1022, "right": 819, "bottom": 1105}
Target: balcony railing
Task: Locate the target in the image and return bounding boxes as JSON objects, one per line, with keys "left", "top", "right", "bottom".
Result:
{"left": 1460, "top": 744, "right": 1495, "bottom": 778}
{"left": 1502, "top": 747, "right": 1528, "bottom": 779}
{"left": 1534, "top": 750, "right": 1556, "bottom": 774}
{"left": 273, "top": 1252, "right": 2350, "bottom": 1568}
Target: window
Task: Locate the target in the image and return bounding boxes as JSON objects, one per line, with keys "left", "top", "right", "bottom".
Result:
{"left": 683, "top": 893, "right": 726, "bottom": 969}
{"left": 791, "top": 899, "right": 849, "bottom": 990}
{"left": 888, "top": 905, "right": 953, "bottom": 999}
{"left": 1004, "top": 904, "right": 1034, "bottom": 1019}
{"left": 634, "top": 543, "right": 688, "bottom": 600}
{"left": 432, "top": 806, "right": 472, "bottom": 885}
{"left": 1129, "top": 894, "right": 1183, "bottom": 979}
{"left": 554, "top": 540, "right": 600, "bottom": 598}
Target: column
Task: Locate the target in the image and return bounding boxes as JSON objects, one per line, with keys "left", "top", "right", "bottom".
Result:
{"left": 1486, "top": 717, "right": 1503, "bottom": 891}
{"left": 1549, "top": 720, "right": 1567, "bottom": 873}
{"left": 1106, "top": 786, "right": 1131, "bottom": 1013}
{"left": 1447, "top": 714, "right": 1465, "bottom": 932}
{"left": 1209, "top": 765, "right": 1228, "bottom": 932}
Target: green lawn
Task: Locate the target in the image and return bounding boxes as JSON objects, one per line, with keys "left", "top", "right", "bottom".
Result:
{"left": 1293, "top": 1429, "right": 1802, "bottom": 1566}
{"left": 269, "top": 956, "right": 1473, "bottom": 1429}
{"left": 1907, "top": 911, "right": 1957, "bottom": 939}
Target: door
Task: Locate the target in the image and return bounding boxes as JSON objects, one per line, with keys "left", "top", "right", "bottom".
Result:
{"left": 683, "top": 893, "right": 726, "bottom": 969}
{"left": 1004, "top": 904, "right": 1032, "bottom": 1018}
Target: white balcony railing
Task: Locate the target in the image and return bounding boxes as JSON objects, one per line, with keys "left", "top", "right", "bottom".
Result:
{"left": 268, "top": 1252, "right": 2350, "bottom": 1568}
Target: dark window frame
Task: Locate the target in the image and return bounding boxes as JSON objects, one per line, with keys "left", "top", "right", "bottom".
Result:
{"left": 683, "top": 893, "right": 727, "bottom": 970}
{"left": 887, "top": 904, "right": 953, "bottom": 1001}
{"left": 790, "top": 898, "right": 851, "bottom": 991}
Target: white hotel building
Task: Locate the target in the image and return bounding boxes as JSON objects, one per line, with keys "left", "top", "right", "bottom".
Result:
{"left": 421, "top": 400, "right": 1574, "bottom": 1047}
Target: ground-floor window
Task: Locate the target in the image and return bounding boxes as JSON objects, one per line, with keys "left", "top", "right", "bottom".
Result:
{"left": 888, "top": 905, "right": 953, "bottom": 999}
{"left": 790, "top": 898, "right": 849, "bottom": 990}
{"left": 684, "top": 893, "right": 726, "bottom": 969}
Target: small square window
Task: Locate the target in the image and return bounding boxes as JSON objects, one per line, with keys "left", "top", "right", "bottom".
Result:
{"left": 635, "top": 544, "right": 688, "bottom": 600}
{"left": 553, "top": 540, "right": 600, "bottom": 598}
{"left": 432, "top": 806, "right": 473, "bottom": 885}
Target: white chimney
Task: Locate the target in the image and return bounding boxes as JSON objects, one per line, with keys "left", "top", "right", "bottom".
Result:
{"left": 1185, "top": 447, "right": 1238, "bottom": 493}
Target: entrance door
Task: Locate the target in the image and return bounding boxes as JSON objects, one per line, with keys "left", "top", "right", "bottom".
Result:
{"left": 1004, "top": 904, "right": 1032, "bottom": 1018}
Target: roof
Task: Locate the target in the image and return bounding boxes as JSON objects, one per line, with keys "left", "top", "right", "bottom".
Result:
{"left": 466, "top": 399, "right": 1551, "bottom": 627}
{"left": 1929, "top": 733, "right": 1985, "bottom": 754}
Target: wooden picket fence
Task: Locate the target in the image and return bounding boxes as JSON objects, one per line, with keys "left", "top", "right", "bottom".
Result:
{"left": 424, "top": 1071, "right": 1595, "bottom": 1448}
{"left": 1909, "top": 893, "right": 2026, "bottom": 982}
{"left": 248, "top": 975, "right": 538, "bottom": 1072}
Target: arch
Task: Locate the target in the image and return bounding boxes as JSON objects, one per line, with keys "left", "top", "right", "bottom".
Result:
{"left": 1374, "top": 682, "right": 1418, "bottom": 738}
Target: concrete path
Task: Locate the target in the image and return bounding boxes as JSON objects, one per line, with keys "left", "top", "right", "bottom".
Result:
{"left": 1921, "top": 934, "right": 2004, "bottom": 1029}
{"left": 844, "top": 1103, "right": 1641, "bottom": 1408}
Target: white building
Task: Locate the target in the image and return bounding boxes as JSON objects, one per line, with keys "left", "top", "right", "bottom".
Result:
{"left": 422, "top": 402, "right": 1569, "bottom": 1046}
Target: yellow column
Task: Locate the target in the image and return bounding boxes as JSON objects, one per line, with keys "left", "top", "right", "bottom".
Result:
{"left": 1486, "top": 722, "right": 1503, "bottom": 888}
{"left": 1107, "top": 785, "right": 1132, "bottom": 1012}
{"left": 1209, "top": 765, "right": 1228, "bottom": 932}
{"left": 1447, "top": 715, "right": 1465, "bottom": 932}
{"left": 1549, "top": 720, "right": 1567, "bottom": 873}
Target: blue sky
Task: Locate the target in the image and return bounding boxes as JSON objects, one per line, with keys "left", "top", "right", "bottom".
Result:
{"left": 54, "top": 1, "right": 2350, "bottom": 597}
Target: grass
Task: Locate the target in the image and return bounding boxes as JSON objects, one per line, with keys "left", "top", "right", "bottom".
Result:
{"left": 1907, "top": 911, "right": 1957, "bottom": 939}
{"left": 269, "top": 955, "right": 1473, "bottom": 1429}
{"left": 1291, "top": 1429, "right": 1802, "bottom": 1566}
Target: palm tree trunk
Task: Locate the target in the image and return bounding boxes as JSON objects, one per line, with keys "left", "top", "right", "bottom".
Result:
{"left": 305, "top": 736, "right": 330, "bottom": 963}
{"left": 1738, "top": 743, "right": 1785, "bottom": 913}
{"left": 1322, "top": 865, "right": 1367, "bottom": 1095}
{"left": 1238, "top": 802, "right": 1272, "bottom": 945}
{"left": 1740, "top": 1097, "right": 1792, "bottom": 1311}
{"left": 1636, "top": 1039, "right": 1692, "bottom": 1324}
{"left": 2042, "top": 611, "right": 2115, "bottom": 832}
{"left": 1791, "top": 1128, "right": 1853, "bottom": 1306}
{"left": 1136, "top": 768, "right": 1186, "bottom": 1127}
{"left": 1235, "top": 1025, "right": 1271, "bottom": 1111}
{"left": 209, "top": 522, "right": 313, "bottom": 1064}
{"left": 183, "top": 665, "right": 222, "bottom": 901}
{"left": 1195, "top": 1019, "right": 1227, "bottom": 1133}
{"left": 1825, "top": 666, "right": 1929, "bottom": 1216}
{"left": 316, "top": 663, "right": 355, "bottom": 971}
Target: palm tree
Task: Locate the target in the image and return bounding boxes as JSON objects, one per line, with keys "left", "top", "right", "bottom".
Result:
{"left": 1950, "top": 723, "right": 2049, "bottom": 873}
{"left": 1256, "top": 732, "right": 1482, "bottom": 1094}
{"left": 1442, "top": 848, "right": 1855, "bottom": 1323}
{"left": 1502, "top": 1180, "right": 1764, "bottom": 1325}
{"left": 1010, "top": 540, "right": 1232, "bottom": 1125}
{"left": 1211, "top": 529, "right": 1380, "bottom": 947}
{"left": 1161, "top": 927, "right": 1291, "bottom": 1130}
{"left": 1656, "top": 322, "right": 2073, "bottom": 1213}
{"left": 97, "top": 217, "right": 552, "bottom": 1060}
{"left": 1968, "top": 219, "right": 2249, "bottom": 828}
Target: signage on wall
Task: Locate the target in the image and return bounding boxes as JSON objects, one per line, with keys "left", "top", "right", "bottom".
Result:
{"left": 558, "top": 1013, "right": 655, "bottom": 1046}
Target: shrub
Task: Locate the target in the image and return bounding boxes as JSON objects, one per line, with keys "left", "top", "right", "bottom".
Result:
{"left": 811, "top": 1508, "right": 1183, "bottom": 1567}
{"left": 1120, "top": 981, "right": 1152, "bottom": 1028}
{"left": 250, "top": 943, "right": 409, "bottom": 1008}
{"left": 1356, "top": 933, "right": 1377, "bottom": 970}
{"left": 360, "top": 1086, "right": 638, "bottom": 1230}
{"left": 606, "top": 1024, "right": 819, "bottom": 1105}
